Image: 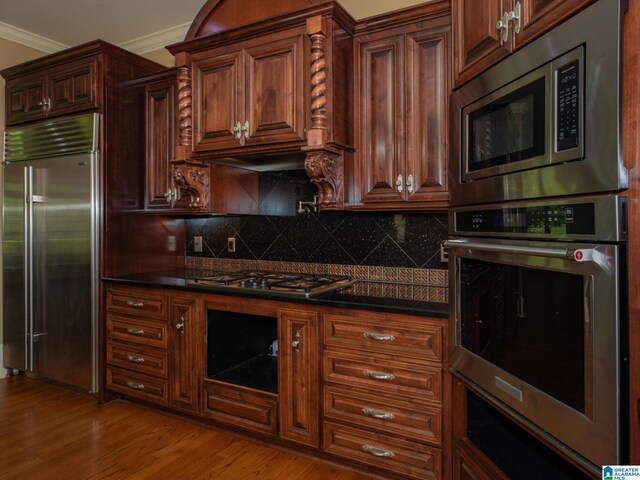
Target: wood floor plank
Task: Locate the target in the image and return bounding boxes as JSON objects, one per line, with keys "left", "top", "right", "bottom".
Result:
{"left": 0, "top": 377, "right": 370, "bottom": 480}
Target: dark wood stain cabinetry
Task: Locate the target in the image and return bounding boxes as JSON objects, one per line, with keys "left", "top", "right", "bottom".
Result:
{"left": 321, "top": 310, "right": 448, "bottom": 480}
{"left": 453, "top": 0, "right": 595, "bottom": 87}
{"left": 5, "top": 57, "right": 99, "bottom": 125}
{"left": 279, "top": 308, "right": 320, "bottom": 447}
{"left": 353, "top": 2, "right": 451, "bottom": 210}
{"left": 103, "top": 284, "right": 449, "bottom": 479}
{"left": 127, "top": 69, "right": 193, "bottom": 213}
{"left": 106, "top": 287, "right": 200, "bottom": 415}
{"left": 191, "top": 32, "right": 306, "bottom": 155}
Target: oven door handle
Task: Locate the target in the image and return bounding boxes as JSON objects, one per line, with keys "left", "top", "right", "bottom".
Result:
{"left": 443, "top": 239, "right": 593, "bottom": 262}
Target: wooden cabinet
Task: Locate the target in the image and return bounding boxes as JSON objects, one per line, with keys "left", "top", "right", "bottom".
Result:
{"left": 106, "top": 287, "right": 170, "bottom": 406}
{"left": 4, "top": 57, "right": 99, "bottom": 125}
{"left": 129, "top": 69, "right": 193, "bottom": 213}
{"left": 279, "top": 308, "right": 320, "bottom": 447}
{"left": 321, "top": 309, "right": 448, "bottom": 479}
{"left": 453, "top": 0, "right": 595, "bottom": 87}
{"left": 106, "top": 287, "right": 200, "bottom": 414}
{"left": 104, "top": 284, "right": 450, "bottom": 478}
{"left": 191, "top": 32, "right": 306, "bottom": 156}
{"left": 168, "top": 295, "right": 199, "bottom": 413}
{"left": 354, "top": 5, "right": 450, "bottom": 210}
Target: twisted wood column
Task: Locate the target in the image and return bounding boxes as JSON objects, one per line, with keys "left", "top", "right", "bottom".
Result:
{"left": 177, "top": 66, "right": 192, "bottom": 147}
{"left": 306, "top": 16, "right": 328, "bottom": 146}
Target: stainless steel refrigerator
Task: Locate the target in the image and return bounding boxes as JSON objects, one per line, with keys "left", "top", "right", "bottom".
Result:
{"left": 3, "top": 113, "right": 99, "bottom": 393}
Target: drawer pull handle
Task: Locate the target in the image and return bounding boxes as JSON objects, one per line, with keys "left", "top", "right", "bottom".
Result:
{"left": 126, "top": 328, "right": 145, "bottom": 336}
{"left": 126, "top": 355, "right": 145, "bottom": 364}
{"left": 363, "top": 332, "right": 396, "bottom": 342}
{"left": 363, "top": 370, "right": 395, "bottom": 381}
{"left": 362, "top": 444, "right": 395, "bottom": 458}
{"left": 126, "top": 381, "right": 145, "bottom": 390}
{"left": 126, "top": 301, "right": 144, "bottom": 308}
{"left": 362, "top": 408, "right": 395, "bottom": 420}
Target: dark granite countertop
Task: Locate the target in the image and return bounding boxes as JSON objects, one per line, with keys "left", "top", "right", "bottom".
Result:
{"left": 102, "top": 269, "right": 448, "bottom": 319}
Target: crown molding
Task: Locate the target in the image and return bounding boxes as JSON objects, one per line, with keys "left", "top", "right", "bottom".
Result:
{"left": 118, "top": 22, "right": 190, "bottom": 55}
{"left": 0, "top": 21, "right": 68, "bottom": 53}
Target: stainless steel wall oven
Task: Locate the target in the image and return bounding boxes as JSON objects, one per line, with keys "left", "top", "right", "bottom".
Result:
{"left": 450, "top": 0, "right": 626, "bottom": 206}
{"left": 445, "top": 196, "right": 628, "bottom": 472}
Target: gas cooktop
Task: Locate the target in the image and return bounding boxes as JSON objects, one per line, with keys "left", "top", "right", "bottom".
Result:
{"left": 187, "top": 270, "right": 355, "bottom": 298}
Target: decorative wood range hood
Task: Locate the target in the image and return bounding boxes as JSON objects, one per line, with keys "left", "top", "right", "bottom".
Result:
{"left": 166, "top": 0, "right": 356, "bottom": 212}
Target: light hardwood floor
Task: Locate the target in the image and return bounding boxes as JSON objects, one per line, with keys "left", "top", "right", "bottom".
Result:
{"left": 0, "top": 376, "right": 370, "bottom": 480}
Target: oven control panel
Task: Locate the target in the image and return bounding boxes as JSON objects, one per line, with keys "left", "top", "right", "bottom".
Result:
{"left": 456, "top": 203, "right": 595, "bottom": 235}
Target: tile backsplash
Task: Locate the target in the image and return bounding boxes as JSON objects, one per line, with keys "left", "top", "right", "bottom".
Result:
{"left": 186, "top": 211, "right": 448, "bottom": 270}
{"left": 185, "top": 210, "right": 449, "bottom": 303}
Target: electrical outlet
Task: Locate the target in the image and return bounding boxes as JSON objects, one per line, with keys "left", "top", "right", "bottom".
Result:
{"left": 440, "top": 242, "right": 449, "bottom": 263}
{"left": 227, "top": 237, "right": 236, "bottom": 253}
{"left": 194, "top": 236, "right": 203, "bottom": 253}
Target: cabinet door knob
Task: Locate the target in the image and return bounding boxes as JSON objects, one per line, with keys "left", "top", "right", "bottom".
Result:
{"left": 396, "top": 174, "right": 403, "bottom": 193}
{"left": 175, "top": 315, "right": 185, "bottom": 334}
{"left": 241, "top": 120, "right": 250, "bottom": 140}
{"left": 233, "top": 121, "right": 242, "bottom": 140}
{"left": 37, "top": 98, "right": 51, "bottom": 113}
{"left": 406, "top": 174, "right": 414, "bottom": 194}
{"left": 291, "top": 331, "right": 301, "bottom": 352}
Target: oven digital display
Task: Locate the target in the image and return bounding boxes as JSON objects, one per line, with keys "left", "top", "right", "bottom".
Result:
{"left": 456, "top": 203, "right": 595, "bottom": 236}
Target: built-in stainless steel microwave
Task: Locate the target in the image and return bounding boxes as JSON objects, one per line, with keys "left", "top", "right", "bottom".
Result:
{"left": 450, "top": 0, "right": 627, "bottom": 206}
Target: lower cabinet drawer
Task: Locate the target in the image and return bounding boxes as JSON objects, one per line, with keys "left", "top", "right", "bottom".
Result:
{"left": 324, "top": 387, "right": 442, "bottom": 446}
{"left": 107, "top": 315, "right": 168, "bottom": 348}
{"left": 324, "top": 350, "right": 442, "bottom": 404}
{"left": 107, "top": 342, "right": 168, "bottom": 379}
{"left": 107, "top": 367, "right": 168, "bottom": 406}
{"left": 323, "top": 421, "right": 442, "bottom": 480}
{"left": 201, "top": 381, "right": 277, "bottom": 436}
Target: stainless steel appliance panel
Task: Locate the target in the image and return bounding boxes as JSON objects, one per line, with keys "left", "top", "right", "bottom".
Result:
{"left": 447, "top": 237, "right": 621, "bottom": 469}
{"left": 2, "top": 163, "right": 27, "bottom": 371}
{"left": 30, "top": 155, "right": 94, "bottom": 390}
{"left": 3, "top": 113, "right": 100, "bottom": 393}
{"left": 450, "top": 0, "right": 625, "bottom": 205}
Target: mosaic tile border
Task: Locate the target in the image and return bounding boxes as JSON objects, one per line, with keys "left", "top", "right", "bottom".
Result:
{"left": 185, "top": 256, "right": 449, "bottom": 303}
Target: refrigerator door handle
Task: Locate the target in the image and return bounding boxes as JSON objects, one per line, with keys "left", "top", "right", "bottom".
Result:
{"left": 25, "top": 165, "right": 34, "bottom": 372}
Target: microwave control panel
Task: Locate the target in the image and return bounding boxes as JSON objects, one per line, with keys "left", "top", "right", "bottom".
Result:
{"left": 556, "top": 59, "right": 580, "bottom": 151}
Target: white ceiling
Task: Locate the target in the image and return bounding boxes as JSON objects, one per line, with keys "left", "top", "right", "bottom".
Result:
{"left": 0, "top": 0, "right": 207, "bottom": 53}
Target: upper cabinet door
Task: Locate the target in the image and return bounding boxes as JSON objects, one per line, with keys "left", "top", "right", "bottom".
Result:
{"left": 243, "top": 35, "right": 306, "bottom": 147}
{"left": 46, "top": 59, "right": 99, "bottom": 117}
{"left": 453, "top": 0, "right": 512, "bottom": 87}
{"left": 357, "top": 34, "right": 405, "bottom": 203}
{"left": 405, "top": 27, "right": 450, "bottom": 205}
{"left": 192, "top": 50, "right": 243, "bottom": 152}
{"left": 514, "top": 0, "right": 595, "bottom": 49}
{"left": 5, "top": 74, "right": 47, "bottom": 125}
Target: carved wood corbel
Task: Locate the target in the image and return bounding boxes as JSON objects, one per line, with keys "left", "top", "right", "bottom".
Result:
{"left": 304, "top": 148, "right": 343, "bottom": 210}
{"left": 172, "top": 161, "right": 210, "bottom": 212}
